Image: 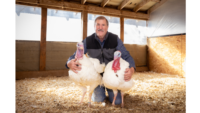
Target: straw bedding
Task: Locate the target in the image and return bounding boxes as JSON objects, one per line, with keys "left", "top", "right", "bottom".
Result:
{"left": 16, "top": 72, "right": 185, "bottom": 113}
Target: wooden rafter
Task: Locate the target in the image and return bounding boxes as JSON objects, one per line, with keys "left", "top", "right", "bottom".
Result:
{"left": 16, "top": 1, "right": 149, "bottom": 20}
{"left": 118, "top": 0, "right": 130, "bottom": 10}
{"left": 16, "top": 0, "right": 38, "bottom": 4}
{"left": 101, "top": 0, "right": 110, "bottom": 7}
{"left": 81, "top": 0, "right": 87, "bottom": 4}
{"left": 134, "top": 0, "right": 160, "bottom": 12}
{"left": 150, "top": 0, "right": 160, "bottom": 3}
{"left": 148, "top": 0, "right": 167, "bottom": 14}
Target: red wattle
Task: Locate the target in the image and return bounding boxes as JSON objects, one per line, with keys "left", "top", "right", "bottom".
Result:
{"left": 112, "top": 58, "right": 120, "bottom": 73}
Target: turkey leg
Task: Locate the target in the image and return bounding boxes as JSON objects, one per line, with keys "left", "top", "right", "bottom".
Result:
{"left": 121, "top": 92, "right": 125, "bottom": 108}
{"left": 78, "top": 85, "right": 87, "bottom": 104}
{"left": 112, "top": 90, "right": 118, "bottom": 106}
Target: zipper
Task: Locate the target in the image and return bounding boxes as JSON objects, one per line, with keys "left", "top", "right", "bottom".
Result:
{"left": 96, "top": 38, "right": 104, "bottom": 63}
{"left": 101, "top": 47, "right": 104, "bottom": 62}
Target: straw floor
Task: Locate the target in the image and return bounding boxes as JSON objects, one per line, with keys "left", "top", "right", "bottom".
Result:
{"left": 16, "top": 72, "right": 185, "bottom": 113}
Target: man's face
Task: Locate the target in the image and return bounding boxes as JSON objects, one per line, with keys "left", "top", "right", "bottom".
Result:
{"left": 94, "top": 19, "right": 108, "bottom": 39}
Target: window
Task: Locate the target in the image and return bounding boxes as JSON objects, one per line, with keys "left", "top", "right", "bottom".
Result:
{"left": 16, "top": 5, "right": 41, "bottom": 41}
{"left": 87, "top": 14, "right": 120, "bottom": 38}
{"left": 124, "top": 19, "right": 147, "bottom": 45}
{"left": 47, "top": 9, "right": 82, "bottom": 42}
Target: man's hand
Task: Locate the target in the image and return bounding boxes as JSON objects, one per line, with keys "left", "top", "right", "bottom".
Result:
{"left": 124, "top": 67, "right": 134, "bottom": 82}
{"left": 67, "top": 58, "right": 82, "bottom": 73}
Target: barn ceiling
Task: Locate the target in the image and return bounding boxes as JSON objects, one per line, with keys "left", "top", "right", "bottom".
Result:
{"left": 16, "top": 0, "right": 168, "bottom": 20}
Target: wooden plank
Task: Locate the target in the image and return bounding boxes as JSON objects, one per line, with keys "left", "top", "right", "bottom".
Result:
{"left": 118, "top": 0, "right": 130, "bottom": 10}
{"left": 103, "top": 7, "right": 121, "bottom": 15}
{"left": 148, "top": 35, "right": 183, "bottom": 77}
{"left": 81, "top": 11, "right": 88, "bottom": 40}
{"left": 40, "top": 8, "right": 47, "bottom": 71}
{"left": 136, "top": 66, "right": 149, "bottom": 72}
{"left": 134, "top": 0, "right": 151, "bottom": 12}
{"left": 148, "top": 0, "right": 167, "bottom": 14}
{"left": 16, "top": 1, "right": 149, "bottom": 20}
{"left": 16, "top": 70, "right": 69, "bottom": 80}
{"left": 81, "top": 0, "right": 87, "bottom": 4}
{"left": 16, "top": 0, "right": 38, "bottom": 4}
{"left": 120, "top": 16, "right": 124, "bottom": 42}
{"left": 181, "top": 35, "right": 186, "bottom": 77}
{"left": 146, "top": 22, "right": 149, "bottom": 69}
{"left": 40, "top": 0, "right": 63, "bottom": 7}
{"left": 151, "top": 0, "right": 160, "bottom": 2}
{"left": 87, "top": 5, "right": 104, "bottom": 13}
{"left": 101, "top": 0, "right": 110, "bottom": 7}
{"left": 64, "top": 2, "right": 86, "bottom": 10}
{"left": 122, "top": 10, "right": 150, "bottom": 20}
{"left": 133, "top": 0, "right": 160, "bottom": 12}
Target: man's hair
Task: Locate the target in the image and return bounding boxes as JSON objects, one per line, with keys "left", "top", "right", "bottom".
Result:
{"left": 94, "top": 16, "right": 109, "bottom": 26}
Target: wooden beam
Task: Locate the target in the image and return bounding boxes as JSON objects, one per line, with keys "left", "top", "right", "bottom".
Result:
{"left": 16, "top": 1, "right": 149, "bottom": 20}
{"left": 148, "top": 0, "right": 167, "bottom": 14}
{"left": 136, "top": 66, "right": 149, "bottom": 72}
{"left": 151, "top": 0, "right": 160, "bottom": 3}
{"left": 81, "top": 11, "right": 88, "bottom": 40}
{"left": 134, "top": 0, "right": 160, "bottom": 12}
{"left": 134, "top": 0, "right": 150, "bottom": 12}
{"left": 81, "top": 0, "right": 87, "bottom": 4}
{"left": 40, "top": 0, "right": 63, "bottom": 7}
{"left": 16, "top": 70, "right": 69, "bottom": 80}
{"left": 120, "top": 17, "right": 124, "bottom": 42}
{"left": 39, "top": 8, "right": 47, "bottom": 71}
{"left": 101, "top": 0, "right": 110, "bottom": 7}
{"left": 121, "top": 10, "right": 149, "bottom": 20}
{"left": 118, "top": 0, "right": 130, "bottom": 10}
{"left": 146, "top": 21, "right": 149, "bottom": 69}
{"left": 16, "top": 0, "right": 38, "bottom": 4}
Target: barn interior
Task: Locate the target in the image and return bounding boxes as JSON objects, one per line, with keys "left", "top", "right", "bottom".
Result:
{"left": 14, "top": 0, "right": 186, "bottom": 112}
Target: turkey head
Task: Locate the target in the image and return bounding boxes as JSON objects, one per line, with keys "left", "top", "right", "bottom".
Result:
{"left": 75, "top": 42, "right": 84, "bottom": 60}
{"left": 112, "top": 51, "right": 121, "bottom": 73}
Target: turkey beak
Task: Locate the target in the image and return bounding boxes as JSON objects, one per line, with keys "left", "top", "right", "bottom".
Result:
{"left": 114, "top": 55, "right": 118, "bottom": 60}
{"left": 79, "top": 47, "right": 83, "bottom": 50}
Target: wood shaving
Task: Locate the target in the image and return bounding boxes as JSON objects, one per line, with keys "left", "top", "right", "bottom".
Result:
{"left": 16, "top": 72, "right": 185, "bottom": 113}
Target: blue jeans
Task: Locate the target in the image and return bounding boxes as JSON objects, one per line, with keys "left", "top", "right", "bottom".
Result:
{"left": 91, "top": 85, "right": 122, "bottom": 105}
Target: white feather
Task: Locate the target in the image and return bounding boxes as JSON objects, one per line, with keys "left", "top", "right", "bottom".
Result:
{"left": 69, "top": 55, "right": 103, "bottom": 86}
{"left": 103, "top": 58, "right": 134, "bottom": 93}
{"left": 89, "top": 58, "right": 105, "bottom": 73}
{"left": 68, "top": 54, "right": 105, "bottom": 105}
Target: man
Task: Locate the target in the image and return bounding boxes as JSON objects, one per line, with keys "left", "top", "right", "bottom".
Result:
{"left": 66, "top": 16, "right": 136, "bottom": 105}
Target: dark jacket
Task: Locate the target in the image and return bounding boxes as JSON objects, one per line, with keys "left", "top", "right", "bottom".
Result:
{"left": 86, "top": 32, "right": 118, "bottom": 65}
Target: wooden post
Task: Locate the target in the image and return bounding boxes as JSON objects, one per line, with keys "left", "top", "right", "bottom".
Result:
{"left": 146, "top": 20, "right": 149, "bottom": 69}
{"left": 81, "top": 11, "right": 88, "bottom": 40}
{"left": 39, "top": 8, "right": 47, "bottom": 71}
{"left": 120, "top": 16, "right": 124, "bottom": 42}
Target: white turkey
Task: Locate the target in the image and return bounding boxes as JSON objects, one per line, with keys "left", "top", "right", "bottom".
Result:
{"left": 103, "top": 50, "right": 134, "bottom": 107}
{"left": 68, "top": 42, "right": 105, "bottom": 107}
